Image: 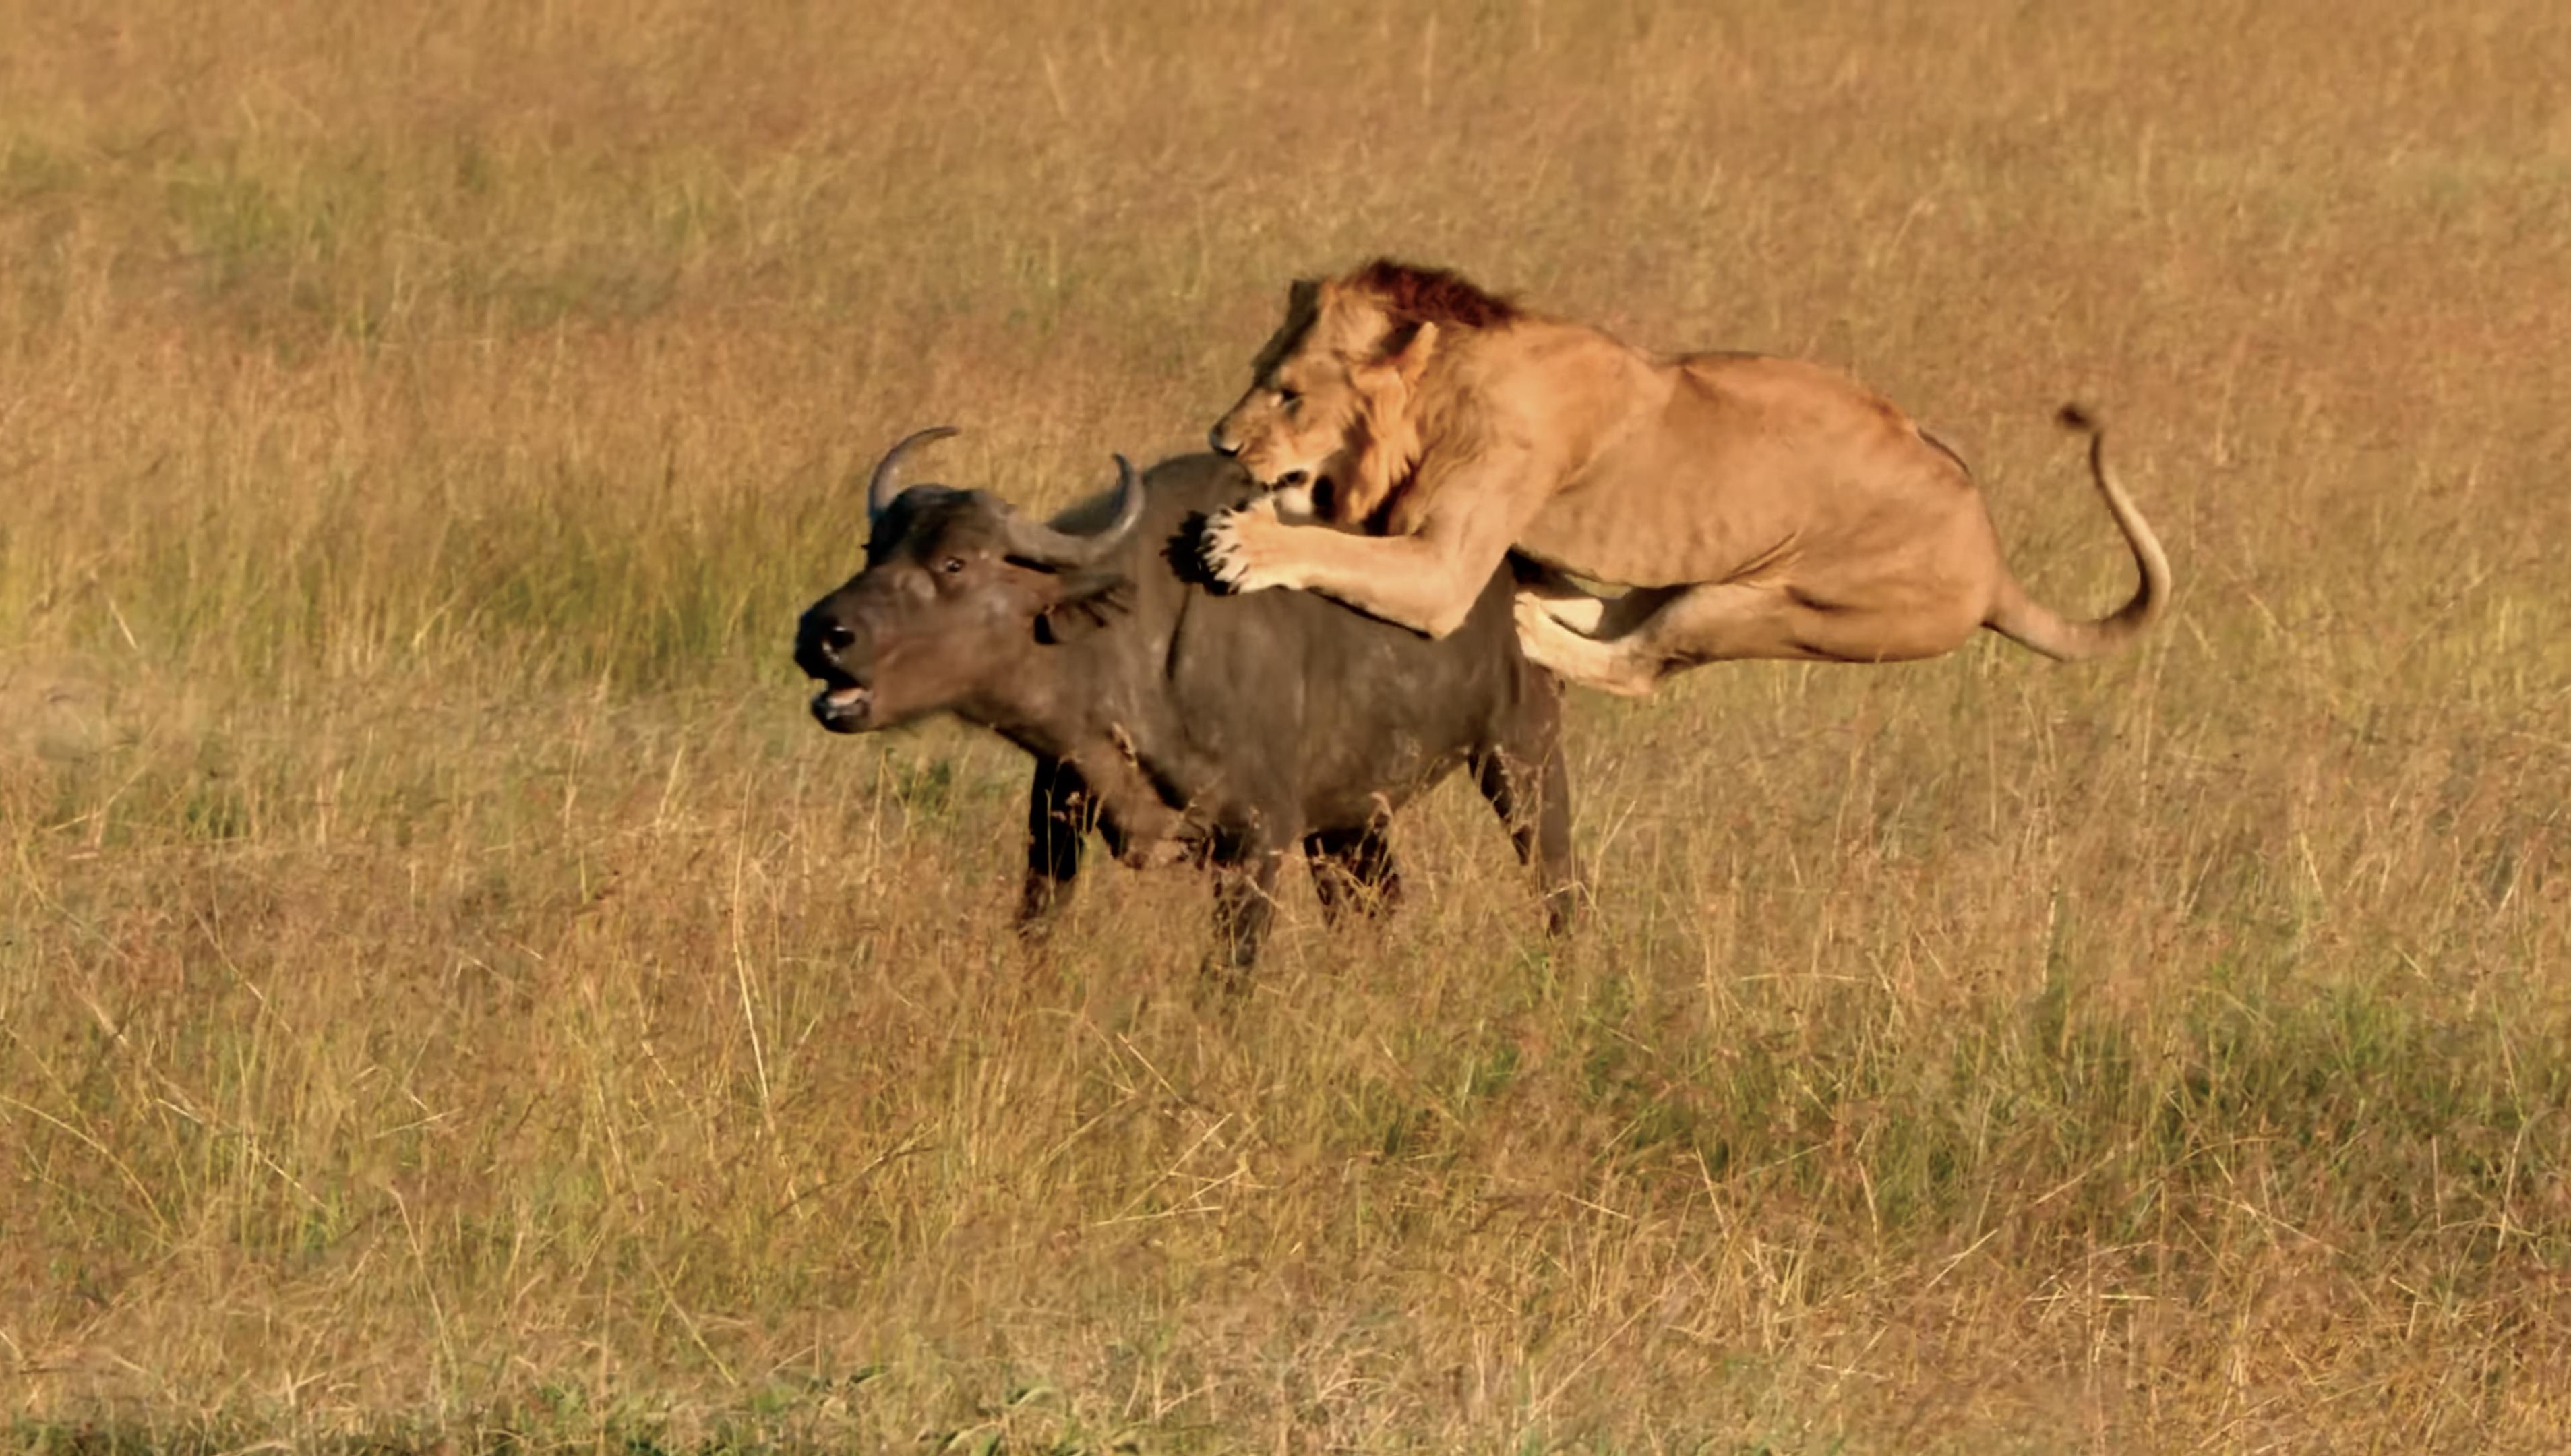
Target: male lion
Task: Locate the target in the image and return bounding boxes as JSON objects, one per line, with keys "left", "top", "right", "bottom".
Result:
{"left": 1199, "top": 259, "right": 2171, "bottom": 697}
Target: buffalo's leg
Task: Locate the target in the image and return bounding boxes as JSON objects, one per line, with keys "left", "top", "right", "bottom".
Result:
{"left": 1208, "top": 828, "right": 1292, "bottom": 979}
{"left": 1306, "top": 823, "right": 1403, "bottom": 928}
{"left": 1017, "top": 758, "right": 1095, "bottom": 939}
{"left": 1478, "top": 674, "right": 1583, "bottom": 934}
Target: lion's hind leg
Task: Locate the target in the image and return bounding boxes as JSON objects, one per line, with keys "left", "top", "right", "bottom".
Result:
{"left": 1509, "top": 559, "right": 1625, "bottom": 636}
{"left": 1512, "top": 586, "right": 1685, "bottom": 696}
{"left": 1518, "top": 580, "right": 1914, "bottom": 694}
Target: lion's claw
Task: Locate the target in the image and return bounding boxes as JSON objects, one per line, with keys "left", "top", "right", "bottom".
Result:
{"left": 1201, "top": 501, "right": 1285, "bottom": 594}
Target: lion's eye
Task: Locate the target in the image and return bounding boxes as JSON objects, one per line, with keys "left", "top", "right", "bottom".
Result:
{"left": 1276, "top": 388, "right": 1300, "bottom": 409}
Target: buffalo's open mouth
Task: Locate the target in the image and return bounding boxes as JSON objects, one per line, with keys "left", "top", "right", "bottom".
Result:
{"left": 808, "top": 681, "right": 874, "bottom": 733}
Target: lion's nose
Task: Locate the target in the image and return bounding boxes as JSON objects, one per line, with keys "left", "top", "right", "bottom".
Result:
{"left": 1209, "top": 429, "right": 1237, "bottom": 458}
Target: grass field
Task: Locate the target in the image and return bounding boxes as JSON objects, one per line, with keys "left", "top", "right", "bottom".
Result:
{"left": 5, "top": 1, "right": 2570, "bottom": 1449}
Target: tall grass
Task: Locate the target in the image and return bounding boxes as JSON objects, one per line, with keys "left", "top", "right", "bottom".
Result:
{"left": 5, "top": 0, "right": 2570, "bottom": 1449}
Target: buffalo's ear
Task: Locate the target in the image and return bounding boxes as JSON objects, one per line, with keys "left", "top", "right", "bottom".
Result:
{"left": 1032, "top": 568, "right": 1132, "bottom": 646}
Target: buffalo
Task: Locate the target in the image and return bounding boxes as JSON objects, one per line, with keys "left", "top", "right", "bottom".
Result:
{"left": 793, "top": 427, "right": 1579, "bottom": 973}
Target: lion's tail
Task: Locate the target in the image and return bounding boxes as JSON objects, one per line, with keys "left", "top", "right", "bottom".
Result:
{"left": 1982, "top": 404, "right": 2173, "bottom": 663}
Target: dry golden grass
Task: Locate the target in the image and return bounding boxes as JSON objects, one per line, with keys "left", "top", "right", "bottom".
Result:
{"left": 5, "top": 1, "right": 2570, "bottom": 1449}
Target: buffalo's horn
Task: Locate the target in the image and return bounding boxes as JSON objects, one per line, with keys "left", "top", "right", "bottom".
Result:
{"left": 867, "top": 425, "right": 961, "bottom": 521}
{"left": 1000, "top": 455, "right": 1147, "bottom": 568}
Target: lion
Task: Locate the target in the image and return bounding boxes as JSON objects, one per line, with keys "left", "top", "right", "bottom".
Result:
{"left": 1199, "top": 258, "right": 2171, "bottom": 698}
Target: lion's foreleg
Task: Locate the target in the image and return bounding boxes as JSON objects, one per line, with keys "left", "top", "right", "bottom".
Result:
{"left": 1206, "top": 508, "right": 1501, "bottom": 638}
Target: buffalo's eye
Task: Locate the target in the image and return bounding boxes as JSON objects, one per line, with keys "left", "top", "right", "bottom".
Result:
{"left": 940, "top": 556, "right": 966, "bottom": 574}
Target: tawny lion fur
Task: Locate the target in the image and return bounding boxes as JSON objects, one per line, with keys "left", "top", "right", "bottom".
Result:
{"left": 1201, "top": 258, "right": 2171, "bottom": 697}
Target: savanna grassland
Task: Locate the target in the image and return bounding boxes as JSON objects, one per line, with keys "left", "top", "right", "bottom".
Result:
{"left": 5, "top": 1, "right": 2570, "bottom": 1450}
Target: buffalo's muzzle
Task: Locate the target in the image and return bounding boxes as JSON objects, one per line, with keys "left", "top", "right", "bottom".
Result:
{"left": 794, "top": 607, "right": 857, "bottom": 684}
{"left": 810, "top": 683, "right": 874, "bottom": 733}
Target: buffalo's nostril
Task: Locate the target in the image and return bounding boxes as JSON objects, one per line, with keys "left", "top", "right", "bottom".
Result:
{"left": 822, "top": 624, "right": 856, "bottom": 655}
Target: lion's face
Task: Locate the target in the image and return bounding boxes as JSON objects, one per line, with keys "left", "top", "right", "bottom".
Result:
{"left": 1208, "top": 365, "right": 1365, "bottom": 497}
{"left": 1209, "top": 305, "right": 1364, "bottom": 496}
{"left": 1209, "top": 280, "right": 1436, "bottom": 525}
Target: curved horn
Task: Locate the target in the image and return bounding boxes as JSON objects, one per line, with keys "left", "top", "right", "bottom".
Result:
{"left": 867, "top": 425, "right": 960, "bottom": 520}
{"left": 1000, "top": 455, "right": 1147, "bottom": 569}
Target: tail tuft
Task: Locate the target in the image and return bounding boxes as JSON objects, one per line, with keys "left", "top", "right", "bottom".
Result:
{"left": 2056, "top": 402, "right": 2101, "bottom": 434}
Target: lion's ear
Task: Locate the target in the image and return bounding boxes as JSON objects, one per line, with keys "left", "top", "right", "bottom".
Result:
{"left": 1383, "top": 319, "right": 1439, "bottom": 387}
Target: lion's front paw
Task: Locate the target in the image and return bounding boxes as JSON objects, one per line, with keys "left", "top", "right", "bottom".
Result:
{"left": 1201, "top": 497, "right": 1304, "bottom": 594}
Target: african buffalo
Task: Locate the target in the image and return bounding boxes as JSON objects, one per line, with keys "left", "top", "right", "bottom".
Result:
{"left": 793, "top": 427, "right": 1579, "bottom": 973}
